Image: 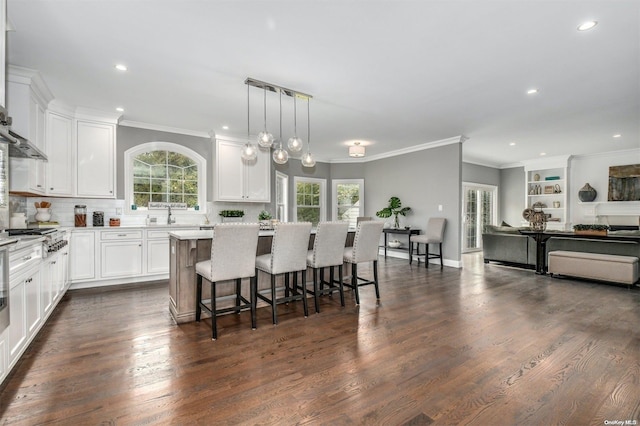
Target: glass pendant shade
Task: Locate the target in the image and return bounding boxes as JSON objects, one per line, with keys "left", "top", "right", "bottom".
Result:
{"left": 258, "top": 130, "right": 274, "bottom": 148}
{"left": 272, "top": 143, "right": 289, "bottom": 164}
{"left": 241, "top": 142, "right": 257, "bottom": 161}
{"left": 301, "top": 151, "right": 315, "bottom": 167}
{"left": 287, "top": 136, "right": 303, "bottom": 152}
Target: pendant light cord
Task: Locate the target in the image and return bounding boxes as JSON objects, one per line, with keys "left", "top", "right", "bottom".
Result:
{"left": 307, "top": 97, "right": 311, "bottom": 150}
{"left": 263, "top": 86, "right": 267, "bottom": 130}
{"left": 279, "top": 89, "right": 283, "bottom": 148}
{"left": 247, "top": 84, "right": 250, "bottom": 138}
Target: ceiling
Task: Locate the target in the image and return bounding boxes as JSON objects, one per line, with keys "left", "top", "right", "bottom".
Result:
{"left": 6, "top": 1, "right": 639, "bottom": 168}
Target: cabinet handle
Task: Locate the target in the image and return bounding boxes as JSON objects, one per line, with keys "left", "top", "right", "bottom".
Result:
{"left": 37, "top": 184, "right": 42, "bottom": 188}
{"left": 50, "top": 188, "right": 54, "bottom": 191}
{"left": 117, "top": 234, "right": 127, "bottom": 237}
{"left": 23, "top": 256, "right": 32, "bottom": 261}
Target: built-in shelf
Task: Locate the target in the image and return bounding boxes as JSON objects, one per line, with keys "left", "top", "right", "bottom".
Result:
{"left": 579, "top": 201, "right": 640, "bottom": 217}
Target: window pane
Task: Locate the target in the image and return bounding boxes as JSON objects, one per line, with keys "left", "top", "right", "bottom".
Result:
{"left": 168, "top": 165, "right": 183, "bottom": 180}
{"left": 151, "top": 179, "right": 164, "bottom": 193}
{"left": 134, "top": 193, "right": 150, "bottom": 206}
{"left": 297, "top": 207, "right": 320, "bottom": 225}
{"left": 184, "top": 180, "right": 198, "bottom": 194}
{"left": 184, "top": 195, "right": 198, "bottom": 207}
{"left": 133, "top": 160, "right": 150, "bottom": 177}
{"left": 151, "top": 193, "right": 167, "bottom": 202}
{"left": 184, "top": 165, "right": 198, "bottom": 180}
{"left": 169, "top": 194, "right": 183, "bottom": 203}
{"left": 151, "top": 165, "right": 167, "bottom": 178}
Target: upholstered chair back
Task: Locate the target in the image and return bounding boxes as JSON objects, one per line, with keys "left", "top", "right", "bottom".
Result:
{"left": 269, "top": 222, "right": 313, "bottom": 274}
{"left": 309, "top": 221, "right": 349, "bottom": 268}
{"left": 208, "top": 223, "right": 260, "bottom": 282}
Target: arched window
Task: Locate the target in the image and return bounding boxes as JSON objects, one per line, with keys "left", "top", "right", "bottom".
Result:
{"left": 125, "top": 142, "right": 206, "bottom": 213}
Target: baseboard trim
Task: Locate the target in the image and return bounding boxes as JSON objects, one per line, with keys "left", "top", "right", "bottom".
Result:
{"left": 377, "top": 248, "right": 462, "bottom": 268}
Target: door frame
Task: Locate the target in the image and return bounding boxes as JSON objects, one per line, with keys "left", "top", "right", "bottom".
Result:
{"left": 461, "top": 182, "right": 498, "bottom": 253}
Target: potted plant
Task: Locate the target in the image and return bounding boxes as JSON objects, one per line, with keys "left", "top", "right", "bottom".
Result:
{"left": 258, "top": 210, "right": 272, "bottom": 228}
{"left": 219, "top": 209, "right": 245, "bottom": 222}
{"left": 376, "top": 196, "right": 411, "bottom": 229}
{"left": 573, "top": 224, "right": 610, "bottom": 236}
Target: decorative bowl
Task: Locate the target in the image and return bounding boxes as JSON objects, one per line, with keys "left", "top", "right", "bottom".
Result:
{"left": 388, "top": 240, "right": 402, "bottom": 248}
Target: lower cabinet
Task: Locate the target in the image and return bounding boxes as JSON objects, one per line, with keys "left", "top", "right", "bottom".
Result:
{"left": 69, "top": 231, "right": 95, "bottom": 281}
{"left": 101, "top": 240, "right": 143, "bottom": 278}
{"left": 0, "top": 328, "right": 7, "bottom": 384}
{"left": 8, "top": 261, "right": 41, "bottom": 367}
{"left": 146, "top": 229, "right": 171, "bottom": 274}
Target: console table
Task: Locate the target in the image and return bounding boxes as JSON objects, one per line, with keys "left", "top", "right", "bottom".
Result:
{"left": 381, "top": 228, "right": 421, "bottom": 258}
{"left": 518, "top": 230, "right": 640, "bottom": 275}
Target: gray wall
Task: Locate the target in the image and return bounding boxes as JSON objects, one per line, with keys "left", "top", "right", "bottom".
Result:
{"left": 500, "top": 166, "right": 524, "bottom": 226}
{"left": 462, "top": 162, "right": 500, "bottom": 186}
{"left": 362, "top": 143, "right": 463, "bottom": 263}
{"left": 116, "top": 126, "right": 213, "bottom": 200}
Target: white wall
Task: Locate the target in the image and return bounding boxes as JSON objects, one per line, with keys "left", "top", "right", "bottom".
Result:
{"left": 570, "top": 148, "right": 640, "bottom": 226}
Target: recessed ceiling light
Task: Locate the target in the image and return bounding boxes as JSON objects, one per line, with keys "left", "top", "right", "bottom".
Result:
{"left": 115, "top": 64, "right": 128, "bottom": 71}
{"left": 577, "top": 21, "right": 598, "bottom": 31}
{"left": 116, "top": 107, "right": 124, "bottom": 112}
{"left": 540, "top": 152, "right": 547, "bottom": 156}
{"left": 612, "top": 134, "right": 622, "bottom": 138}
{"left": 509, "top": 142, "right": 516, "bottom": 146}
{"left": 222, "top": 125, "right": 229, "bottom": 130}
{"left": 527, "top": 89, "right": 539, "bottom": 95}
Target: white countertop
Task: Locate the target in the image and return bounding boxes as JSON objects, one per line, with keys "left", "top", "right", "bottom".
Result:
{"left": 69, "top": 224, "right": 202, "bottom": 232}
{"left": 168, "top": 229, "right": 279, "bottom": 240}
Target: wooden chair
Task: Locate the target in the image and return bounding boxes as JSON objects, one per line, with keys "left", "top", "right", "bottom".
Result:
{"left": 195, "top": 223, "right": 260, "bottom": 340}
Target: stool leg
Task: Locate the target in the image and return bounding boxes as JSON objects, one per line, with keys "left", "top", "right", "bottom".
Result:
{"left": 373, "top": 260, "right": 380, "bottom": 299}
{"left": 439, "top": 242, "right": 443, "bottom": 269}
{"left": 425, "top": 243, "right": 429, "bottom": 268}
{"left": 338, "top": 264, "right": 345, "bottom": 307}
{"left": 196, "top": 274, "right": 203, "bottom": 322}
{"left": 301, "top": 270, "right": 309, "bottom": 317}
{"left": 235, "top": 278, "right": 242, "bottom": 313}
{"left": 409, "top": 241, "right": 413, "bottom": 265}
{"left": 329, "top": 267, "right": 335, "bottom": 296}
{"left": 211, "top": 281, "right": 217, "bottom": 340}
{"left": 313, "top": 267, "right": 320, "bottom": 314}
{"left": 352, "top": 263, "right": 360, "bottom": 305}
{"left": 284, "top": 273, "right": 290, "bottom": 300}
{"left": 293, "top": 271, "right": 299, "bottom": 295}
{"left": 271, "top": 274, "right": 278, "bottom": 325}
{"left": 250, "top": 274, "right": 257, "bottom": 330}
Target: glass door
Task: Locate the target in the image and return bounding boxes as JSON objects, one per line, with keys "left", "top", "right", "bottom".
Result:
{"left": 462, "top": 183, "right": 497, "bottom": 252}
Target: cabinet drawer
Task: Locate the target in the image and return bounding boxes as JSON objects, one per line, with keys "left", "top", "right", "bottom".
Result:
{"left": 146, "top": 230, "right": 170, "bottom": 240}
{"left": 100, "top": 230, "right": 143, "bottom": 241}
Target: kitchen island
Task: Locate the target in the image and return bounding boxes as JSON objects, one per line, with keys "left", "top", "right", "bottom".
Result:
{"left": 168, "top": 229, "right": 355, "bottom": 323}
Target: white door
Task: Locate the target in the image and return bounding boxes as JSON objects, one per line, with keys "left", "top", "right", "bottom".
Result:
{"left": 462, "top": 183, "right": 497, "bottom": 252}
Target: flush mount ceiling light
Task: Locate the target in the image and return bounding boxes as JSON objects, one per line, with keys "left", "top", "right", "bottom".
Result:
{"left": 116, "top": 107, "right": 124, "bottom": 112}
{"left": 241, "top": 84, "right": 258, "bottom": 161}
{"left": 527, "top": 89, "right": 539, "bottom": 95}
{"left": 613, "top": 134, "right": 622, "bottom": 138}
{"left": 349, "top": 141, "right": 365, "bottom": 158}
{"left": 115, "top": 64, "right": 128, "bottom": 71}
{"left": 509, "top": 142, "right": 516, "bottom": 146}
{"left": 577, "top": 21, "right": 598, "bottom": 31}
{"left": 245, "top": 78, "right": 314, "bottom": 166}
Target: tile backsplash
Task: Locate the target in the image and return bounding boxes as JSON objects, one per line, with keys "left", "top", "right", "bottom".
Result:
{"left": 9, "top": 195, "right": 266, "bottom": 227}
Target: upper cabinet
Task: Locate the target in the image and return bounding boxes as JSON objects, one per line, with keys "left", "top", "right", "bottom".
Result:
{"left": 7, "top": 66, "right": 54, "bottom": 195}
{"left": 522, "top": 155, "right": 571, "bottom": 231}
{"left": 45, "top": 108, "right": 73, "bottom": 196}
{"left": 76, "top": 118, "right": 116, "bottom": 198}
{"left": 214, "top": 137, "right": 270, "bottom": 203}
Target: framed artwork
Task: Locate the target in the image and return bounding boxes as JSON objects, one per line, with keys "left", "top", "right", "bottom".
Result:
{"left": 608, "top": 164, "right": 640, "bottom": 201}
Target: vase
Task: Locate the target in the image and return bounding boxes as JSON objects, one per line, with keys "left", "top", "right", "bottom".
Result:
{"left": 578, "top": 183, "right": 597, "bottom": 202}
{"left": 34, "top": 208, "right": 51, "bottom": 222}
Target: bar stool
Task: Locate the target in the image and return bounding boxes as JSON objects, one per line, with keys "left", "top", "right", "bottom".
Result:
{"left": 409, "top": 218, "right": 446, "bottom": 268}
{"left": 342, "top": 221, "right": 384, "bottom": 305}
{"left": 302, "top": 221, "right": 349, "bottom": 313}
{"left": 195, "top": 223, "right": 260, "bottom": 340}
{"left": 255, "top": 222, "right": 313, "bottom": 325}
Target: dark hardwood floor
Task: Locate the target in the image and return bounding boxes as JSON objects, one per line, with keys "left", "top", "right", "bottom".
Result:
{"left": 1, "top": 254, "right": 639, "bottom": 425}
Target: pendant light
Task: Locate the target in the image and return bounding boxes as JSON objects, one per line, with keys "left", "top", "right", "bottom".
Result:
{"left": 272, "top": 90, "right": 289, "bottom": 164}
{"left": 301, "top": 97, "right": 316, "bottom": 167}
{"left": 257, "top": 85, "right": 274, "bottom": 148}
{"left": 287, "top": 96, "right": 303, "bottom": 152}
{"left": 241, "top": 84, "right": 258, "bottom": 161}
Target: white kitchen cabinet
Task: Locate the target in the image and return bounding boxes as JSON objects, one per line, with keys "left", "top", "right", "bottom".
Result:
{"left": 46, "top": 110, "right": 74, "bottom": 196}
{"left": 76, "top": 119, "right": 115, "bottom": 198}
{"left": 69, "top": 231, "right": 95, "bottom": 281}
{"left": 41, "top": 253, "right": 54, "bottom": 316}
{"left": 146, "top": 229, "right": 170, "bottom": 274}
{"left": 214, "top": 137, "right": 270, "bottom": 202}
{"left": 8, "top": 276, "right": 26, "bottom": 367}
{"left": 25, "top": 268, "right": 41, "bottom": 337}
{"left": 100, "top": 230, "right": 143, "bottom": 279}
{"left": 0, "top": 328, "right": 7, "bottom": 386}
{"left": 7, "top": 67, "right": 52, "bottom": 195}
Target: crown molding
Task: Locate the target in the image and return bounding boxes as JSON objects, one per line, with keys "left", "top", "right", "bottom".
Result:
{"left": 7, "top": 64, "right": 54, "bottom": 106}
{"left": 571, "top": 147, "right": 640, "bottom": 160}
{"left": 330, "top": 135, "right": 467, "bottom": 163}
{"left": 118, "top": 120, "right": 212, "bottom": 138}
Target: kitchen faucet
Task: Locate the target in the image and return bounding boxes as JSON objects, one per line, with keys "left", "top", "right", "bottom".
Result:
{"left": 167, "top": 205, "right": 175, "bottom": 225}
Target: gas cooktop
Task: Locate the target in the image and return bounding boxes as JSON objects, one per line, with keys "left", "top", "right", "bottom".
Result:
{"left": 7, "top": 228, "right": 57, "bottom": 236}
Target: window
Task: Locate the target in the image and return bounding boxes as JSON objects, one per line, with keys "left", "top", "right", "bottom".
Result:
{"left": 275, "top": 171, "right": 288, "bottom": 222}
{"left": 462, "top": 183, "right": 497, "bottom": 252}
{"left": 294, "top": 177, "right": 326, "bottom": 226}
{"left": 332, "top": 179, "right": 364, "bottom": 228}
{"left": 125, "top": 142, "right": 206, "bottom": 213}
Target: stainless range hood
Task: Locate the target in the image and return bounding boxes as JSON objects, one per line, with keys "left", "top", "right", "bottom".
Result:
{"left": 0, "top": 107, "right": 48, "bottom": 161}
{"left": 0, "top": 126, "right": 47, "bottom": 160}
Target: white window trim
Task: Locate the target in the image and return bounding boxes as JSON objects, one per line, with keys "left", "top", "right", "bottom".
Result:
{"left": 124, "top": 141, "right": 207, "bottom": 215}
{"left": 275, "top": 171, "right": 288, "bottom": 223}
{"left": 332, "top": 179, "right": 365, "bottom": 222}
{"left": 293, "top": 176, "right": 326, "bottom": 223}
